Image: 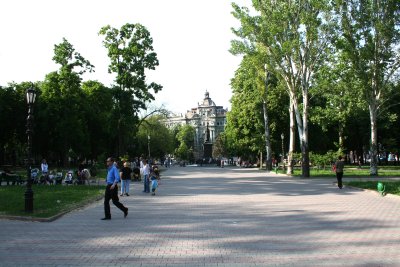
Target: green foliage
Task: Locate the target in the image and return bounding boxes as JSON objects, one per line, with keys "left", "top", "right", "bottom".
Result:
{"left": 176, "top": 124, "right": 195, "bottom": 148}
{"left": 99, "top": 23, "right": 162, "bottom": 107}
{"left": 99, "top": 23, "right": 163, "bottom": 156}
{"left": 0, "top": 84, "right": 26, "bottom": 165}
{"left": 231, "top": 0, "right": 336, "bottom": 177}
{"left": 175, "top": 142, "right": 190, "bottom": 161}
{"left": 136, "top": 115, "right": 174, "bottom": 159}
{"left": 35, "top": 38, "right": 94, "bottom": 163}
{"left": 212, "top": 133, "right": 227, "bottom": 158}
{"left": 333, "top": 0, "right": 400, "bottom": 175}
{"left": 309, "top": 151, "right": 339, "bottom": 170}
{"left": 173, "top": 124, "right": 195, "bottom": 161}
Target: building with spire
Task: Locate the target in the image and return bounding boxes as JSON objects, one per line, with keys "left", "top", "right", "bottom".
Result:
{"left": 164, "top": 91, "right": 228, "bottom": 159}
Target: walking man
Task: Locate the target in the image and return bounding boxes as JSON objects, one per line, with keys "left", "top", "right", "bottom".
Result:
{"left": 334, "top": 155, "right": 345, "bottom": 189}
{"left": 101, "top": 157, "right": 128, "bottom": 220}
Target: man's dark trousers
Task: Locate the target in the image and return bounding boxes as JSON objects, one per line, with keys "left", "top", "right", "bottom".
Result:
{"left": 336, "top": 172, "right": 343, "bottom": 189}
{"left": 104, "top": 184, "right": 127, "bottom": 218}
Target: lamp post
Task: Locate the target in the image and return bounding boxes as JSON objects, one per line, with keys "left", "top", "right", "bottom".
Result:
{"left": 25, "top": 86, "right": 36, "bottom": 213}
{"left": 281, "top": 133, "right": 285, "bottom": 171}
{"left": 147, "top": 135, "right": 151, "bottom": 159}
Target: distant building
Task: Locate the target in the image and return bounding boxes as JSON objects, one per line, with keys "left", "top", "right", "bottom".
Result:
{"left": 164, "top": 91, "right": 228, "bottom": 159}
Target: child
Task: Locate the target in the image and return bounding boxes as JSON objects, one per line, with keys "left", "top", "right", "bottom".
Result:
{"left": 150, "top": 170, "right": 158, "bottom": 196}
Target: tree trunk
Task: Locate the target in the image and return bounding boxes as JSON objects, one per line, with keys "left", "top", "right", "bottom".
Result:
{"left": 287, "top": 101, "right": 295, "bottom": 175}
{"left": 338, "top": 123, "right": 344, "bottom": 154}
{"left": 369, "top": 103, "right": 378, "bottom": 176}
{"left": 263, "top": 100, "right": 272, "bottom": 171}
{"left": 301, "top": 92, "right": 310, "bottom": 178}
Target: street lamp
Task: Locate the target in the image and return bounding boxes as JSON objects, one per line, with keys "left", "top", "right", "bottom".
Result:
{"left": 25, "top": 86, "right": 36, "bottom": 213}
{"left": 147, "top": 135, "right": 151, "bottom": 159}
{"left": 281, "top": 133, "right": 285, "bottom": 170}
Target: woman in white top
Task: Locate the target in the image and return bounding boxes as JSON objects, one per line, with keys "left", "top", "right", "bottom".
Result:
{"left": 41, "top": 159, "right": 48, "bottom": 174}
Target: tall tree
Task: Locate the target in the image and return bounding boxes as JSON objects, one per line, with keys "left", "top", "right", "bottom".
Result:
{"left": 232, "top": 0, "right": 335, "bottom": 177}
{"left": 334, "top": 0, "right": 400, "bottom": 175}
{"left": 81, "top": 81, "right": 114, "bottom": 160}
{"left": 99, "top": 23, "right": 162, "bottom": 156}
{"left": 0, "top": 83, "right": 27, "bottom": 165}
{"left": 225, "top": 57, "right": 265, "bottom": 160}
{"left": 38, "top": 38, "right": 94, "bottom": 164}
{"left": 173, "top": 125, "right": 195, "bottom": 162}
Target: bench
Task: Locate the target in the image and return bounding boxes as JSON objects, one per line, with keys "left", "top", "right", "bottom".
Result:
{"left": 0, "top": 165, "right": 24, "bottom": 186}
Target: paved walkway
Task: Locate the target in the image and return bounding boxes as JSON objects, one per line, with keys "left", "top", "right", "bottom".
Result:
{"left": 1, "top": 166, "right": 400, "bottom": 266}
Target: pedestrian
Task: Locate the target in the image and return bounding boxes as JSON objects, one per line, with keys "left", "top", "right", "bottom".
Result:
{"left": 142, "top": 159, "right": 150, "bottom": 193}
{"left": 334, "top": 155, "right": 345, "bottom": 189}
{"left": 120, "top": 161, "right": 132, "bottom": 196}
{"left": 40, "top": 159, "right": 50, "bottom": 184}
{"left": 150, "top": 169, "right": 158, "bottom": 196}
{"left": 101, "top": 157, "right": 128, "bottom": 220}
{"left": 41, "top": 159, "right": 48, "bottom": 175}
{"left": 77, "top": 159, "right": 86, "bottom": 184}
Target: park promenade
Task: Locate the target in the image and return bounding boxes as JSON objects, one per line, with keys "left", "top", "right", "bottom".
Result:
{"left": 0, "top": 166, "right": 400, "bottom": 266}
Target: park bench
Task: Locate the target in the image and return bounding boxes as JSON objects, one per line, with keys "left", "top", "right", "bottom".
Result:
{"left": 0, "top": 165, "right": 24, "bottom": 186}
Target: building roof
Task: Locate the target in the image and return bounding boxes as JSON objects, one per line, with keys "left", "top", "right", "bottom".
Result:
{"left": 199, "top": 91, "right": 216, "bottom": 107}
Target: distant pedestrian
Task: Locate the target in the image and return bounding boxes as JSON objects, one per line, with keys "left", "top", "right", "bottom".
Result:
{"left": 150, "top": 170, "right": 158, "bottom": 196}
{"left": 334, "top": 156, "right": 345, "bottom": 189}
{"left": 120, "top": 162, "right": 132, "bottom": 196}
{"left": 41, "top": 159, "right": 48, "bottom": 175}
{"left": 142, "top": 159, "right": 150, "bottom": 193}
{"left": 40, "top": 159, "right": 50, "bottom": 184}
{"left": 101, "top": 157, "right": 128, "bottom": 220}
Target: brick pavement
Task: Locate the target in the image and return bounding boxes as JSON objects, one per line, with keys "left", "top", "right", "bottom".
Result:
{"left": 0, "top": 166, "right": 400, "bottom": 266}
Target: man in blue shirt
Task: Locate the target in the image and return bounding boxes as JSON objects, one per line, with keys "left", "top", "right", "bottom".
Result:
{"left": 101, "top": 157, "right": 128, "bottom": 220}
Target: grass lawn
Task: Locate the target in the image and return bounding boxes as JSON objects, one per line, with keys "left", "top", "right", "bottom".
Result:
{"left": 288, "top": 165, "right": 400, "bottom": 177}
{"left": 0, "top": 185, "right": 105, "bottom": 218}
{"left": 345, "top": 180, "right": 400, "bottom": 196}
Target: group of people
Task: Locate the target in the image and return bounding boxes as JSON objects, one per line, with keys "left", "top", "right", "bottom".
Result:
{"left": 101, "top": 157, "right": 161, "bottom": 220}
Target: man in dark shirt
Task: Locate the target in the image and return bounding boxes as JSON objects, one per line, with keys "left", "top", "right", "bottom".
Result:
{"left": 119, "top": 161, "right": 132, "bottom": 196}
{"left": 334, "top": 156, "right": 345, "bottom": 189}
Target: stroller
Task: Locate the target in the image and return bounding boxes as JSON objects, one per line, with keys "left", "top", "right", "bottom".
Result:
{"left": 30, "top": 168, "right": 40, "bottom": 184}
{"left": 49, "top": 171, "right": 63, "bottom": 185}
{"left": 64, "top": 170, "right": 74, "bottom": 185}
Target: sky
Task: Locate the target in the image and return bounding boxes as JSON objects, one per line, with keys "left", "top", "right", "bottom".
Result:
{"left": 0, "top": 0, "right": 246, "bottom": 114}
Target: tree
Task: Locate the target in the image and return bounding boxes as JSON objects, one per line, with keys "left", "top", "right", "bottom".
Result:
{"left": 225, "top": 59, "right": 265, "bottom": 160}
{"left": 38, "top": 38, "right": 94, "bottom": 164}
{"left": 311, "top": 53, "right": 366, "bottom": 154}
{"left": 232, "top": 0, "right": 335, "bottom": 177}
{"left": 334, "top": 0, "right": 400, "bottom": 175}
{"left": 81, "top": 80, "right": 114, "bottom": 160}
{"left": 99, "top": 23, "right": 163, "bottom": 156}
{"left": 136, "top": 115, "right": 174, "bottom": 159}
{"left": 0, "top": 83, "right": 27, "bottom": 165}
{"left": 212, "top": 133, "right": 228, "bottom": 159}
{"left": 173, "top": 125, "right": 195, "bottom": 162}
